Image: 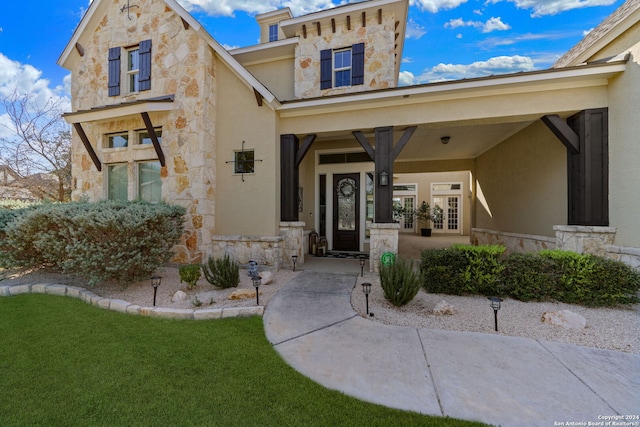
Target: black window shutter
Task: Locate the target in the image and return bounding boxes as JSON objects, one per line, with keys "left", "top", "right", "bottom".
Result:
{"left": 139, "top": 39, "right": 152, "bottom": 91}
{"left": 352, "top": 43, "right": 365, "bottom": 86}
{"left": 320, "top": 49, "right": 332, "bottom": 90}
{"left": 108, "top": 47, "right": 121, "bottom": 96}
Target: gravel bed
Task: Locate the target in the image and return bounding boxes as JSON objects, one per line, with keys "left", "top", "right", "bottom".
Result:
{"left": 351, "top": 275, "right": 640, "bottom": 354}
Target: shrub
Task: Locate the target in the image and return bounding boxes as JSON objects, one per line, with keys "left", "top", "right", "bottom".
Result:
{"left": 379, "top": 258, "right": 422, "bottom": 306}
{"left": 0, "top": 200, "right": 185, "bottom": 285}
{"left": 452, "top": 244, "right": 506, "bottom": 295}
{"left": 179, "top": 264, "right": 201, "bottom": 289}
{"left": 421, "top": 248, "right": 468, "bottom": 294}
{"left": 538, "top": 249, "right": 596, "bottom": 304}
{"left": 202, "top": 254, "right": 240, "bottom": 288}
{"left": 499, "top": 253, "right": 559, "bottom": 301}
{"left": 587, "top": 257, "right": 640, "bottom": 306}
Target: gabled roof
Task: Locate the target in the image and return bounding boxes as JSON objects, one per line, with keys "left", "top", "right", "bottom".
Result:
{"left": 554, "top": 0, "right": 640, "bottom": 67}
{"left": 57, "top": 0, "right": 279, "bottom": 108}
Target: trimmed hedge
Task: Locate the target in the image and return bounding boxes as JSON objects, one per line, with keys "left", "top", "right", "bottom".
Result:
{"left": 0, "top": 200, "right": 186, "bottom": 285}
{"left": 421, "top": 246, "right": 640, "bottom": 306}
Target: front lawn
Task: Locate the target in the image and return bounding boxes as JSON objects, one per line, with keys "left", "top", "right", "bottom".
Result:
{"left": 0, "top": 295, "right": 486, "bottom": 426}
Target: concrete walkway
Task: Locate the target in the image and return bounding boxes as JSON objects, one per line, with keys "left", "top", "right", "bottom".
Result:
{"left": 264, "top": 270, "right": 640, "bottom": 427}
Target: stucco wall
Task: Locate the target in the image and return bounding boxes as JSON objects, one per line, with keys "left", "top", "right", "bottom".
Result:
{"left": 69, "top": 0, "right": 217, "bottom": 263}
{"left": 474, "top": 120, "right": 567, "bottom": 237}
{"left": 214, "top": 62, "right": 280, "bottom": 237}
{"left": 245, "top": 58, "right": 295, "bottom": 101}
{"left": 604, "top": 37, "right": 640, "bottom": 248}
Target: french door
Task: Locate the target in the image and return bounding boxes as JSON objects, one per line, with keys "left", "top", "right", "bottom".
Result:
{"left": 393, "top": 196, "right": 416, "bottom": 233}
{"left": 432, "top": 196, "right": 461, "bottom": 234}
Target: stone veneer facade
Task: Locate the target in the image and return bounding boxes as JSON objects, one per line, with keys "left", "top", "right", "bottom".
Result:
{"left": 70, "top": 0, "right": 216, "bottom": 264}
{"left": 369, "top": 223, "right": 400, "bottom": 272}
{"left": 293, "top": 12, "right": 397, "bottom": 99}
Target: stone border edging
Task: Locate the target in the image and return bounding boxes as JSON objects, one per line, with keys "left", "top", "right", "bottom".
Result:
{"left": 0, "top": 283, "right": 264, "bottom": 320}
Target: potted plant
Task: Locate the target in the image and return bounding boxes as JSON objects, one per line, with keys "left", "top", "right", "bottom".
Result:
{"left": 414, "top": 201, "right": 443, "bottom": 237}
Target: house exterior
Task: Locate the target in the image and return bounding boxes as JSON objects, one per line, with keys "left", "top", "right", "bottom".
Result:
{"left": 58, "top": 0, "right": 640, "bottom": 270}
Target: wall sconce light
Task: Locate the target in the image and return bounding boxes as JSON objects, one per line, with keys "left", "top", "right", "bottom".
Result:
{"left": 488, "top": 296, "right": 503, "bottom": 331}
{"left": 150, "top": 275, "right": 162, "bottom": 306}
{"left": 440, "top": 136, "right": 450, "bottom": 145}
{"left": 291, "top": 255, "right": 298, "bottom": 272}
{"left": 379, "top": 170, "right": 388, "bottom": 186}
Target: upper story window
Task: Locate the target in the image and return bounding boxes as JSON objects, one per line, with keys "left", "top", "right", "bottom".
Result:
{"left": 333, "top": 48, "right": 352, "bottom": 87}
{"left": 127, "top": 47, "right": 140, "bottom": 92}
{"left": 320, "top": 43, "right": 365, "bottom": 90}
{"left": 108, "top": 40, "right": 152, "bottom": 96}
{"left": 234, "top": 150, "right": 255, "bottom": 174}
{"left": 268, "top": 24, "right": 279, "bottom": 42}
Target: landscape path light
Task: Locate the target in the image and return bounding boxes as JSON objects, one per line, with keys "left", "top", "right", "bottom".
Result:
{"left": 488, "top": 296, "right": 503, "bottom": 331}
{"left": 361, "top": 282, "right": 372, "bottom": 316}
{"left": 359, "top": 257, "right": 366, "bottom": 277}
{"left": 151, "top": 276, "right": 162, "bottom": 307}
{"left": 252, "top": 276, "right": 262, "bottom": 305}
{"left": 291, "top": 255, "right": 298, "bottom": 272}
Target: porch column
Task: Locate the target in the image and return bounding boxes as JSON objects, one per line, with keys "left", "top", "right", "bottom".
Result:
{"left": 280, "top": 134, "right": 299, "bottom": 222}
{"left": 280, "top": 221, "right": 306, "bottom": 267}
{"left": 374, "top": 127, "right": 394, "bottom": 223}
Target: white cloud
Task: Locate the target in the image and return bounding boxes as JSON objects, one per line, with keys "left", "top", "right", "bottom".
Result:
{"left": 414, "top": 55, "right": 536, "bottom": 83}
{"left": 493, "top": 0, "right": 616, "bottom": 16}
{"left": 406, "top": 19, "right": 427, "bottom": 39}
{"left": 398, "top": 71, "right": 416, "bottom": 86}
{"left": 583, "top": 27, "right": 594, "bottom": 36}
{"left": 410, "top": 0, "right": 468, "bottom": 13}
{"left": 482, "top": 17, "right": 511, "bottom": 32}
{"left": 445, "top": 17, "right": 510, "bottom": 33}
{"left": 176, "top": 0, "right": 350, "bottom": 17}
{"left": 402, "top": 57, "right": 414, "bottom": 63}
{"left": 0, "top": 53, "right": 71, "bottom": 112}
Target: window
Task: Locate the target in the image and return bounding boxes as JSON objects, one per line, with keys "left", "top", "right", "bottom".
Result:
{"left": 268, "top": 24, "right": 278, "bottom": 42}
{"left": 108, "top": 132, "right": 129, "bottom": 148}
{"left": 108, "top": 164, "right": 128, "bottom": 201}
{"left": 127, "top": 47, "right": 140, "bottom": 92}
{"left": 138, "top": 162, "right": 162, "bottom": 203}
{"left": 333, "top": 48, "right": 352, "bottom": 87}
{"left": 320, "top": 43, "right": 365, "bottom": 90}
{"left": 234, "top": 150, "right": 255, "bottom": 174}
{"left": 108, "top": 40, "right": 152, "bottom": 96}
{"left": 138, "top": 128, "right": 162, "bottom": 145}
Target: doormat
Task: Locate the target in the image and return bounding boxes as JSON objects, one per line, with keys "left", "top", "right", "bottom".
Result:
{"left": 324, "top": 251, "right": 369, "bottom": 259}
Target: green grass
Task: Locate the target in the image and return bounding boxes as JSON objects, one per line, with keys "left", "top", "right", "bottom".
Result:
{"left": 0, "top": 295, "right": 487, "bottom": 427}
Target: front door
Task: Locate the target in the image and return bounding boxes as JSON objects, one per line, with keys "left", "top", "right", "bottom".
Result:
{"left": 333, "top": 173, "right": 359, "bottom": 251}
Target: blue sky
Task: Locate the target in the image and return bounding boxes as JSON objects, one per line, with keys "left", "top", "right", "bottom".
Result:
{"left": 0, "top": 0, "right": 624, "bottom": 103}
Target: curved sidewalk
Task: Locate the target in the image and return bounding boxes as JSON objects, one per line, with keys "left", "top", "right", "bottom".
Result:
{"left": 263, "top": 271, "right": 640, "bottom": 427}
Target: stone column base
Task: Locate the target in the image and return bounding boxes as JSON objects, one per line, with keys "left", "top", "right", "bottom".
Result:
{"left": 369, "top": 223, "right": 400, "bottom": 273}
{"left": 554, "top": 225, "right": 616, "bottom": 258}
{"left": 280, "top": 222, "right": 306, "bottom": 269}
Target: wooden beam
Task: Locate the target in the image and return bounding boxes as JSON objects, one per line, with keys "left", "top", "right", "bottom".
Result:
{"left": 253, "top": 88, "right": 263, "bottom": 107}
{"left": 141, "top": 112, "right": 166, "bottom": 167}
{"left": 392, "top": 126, "right": 417, "bottom": 160}
{"left": 347, "top": 15, "right": 351, "bottom": 30}
{"left": 352, "top": 131, "right": 375, "bottom": 161}
{"left": 75, "top": 42, "right": 85, "bottom": 57}
{"left": 362, "top": 12, "right": 366, "bottom": 27}
{"left": 542, "top": 114, "right": 580, "bottom": 154}
{"left": 181, "top": 18, "right": 190, "bottom": 30}
{"left": 316, "top": 22, "right": 321, "bottom": 36}
{"left": 295, "top": 134, "right": 317, "bottom": 167}
{"left": 331, "top": 18, "right": 336, "bottom": 33}
{"left": 72, "top": 123, "right": 101, "bottom": 172}
{"left": 378, "top": 9, "right": 382, "bottom": 25}
{"left": 302, "top": 24, "right": 307, "bottom": 38}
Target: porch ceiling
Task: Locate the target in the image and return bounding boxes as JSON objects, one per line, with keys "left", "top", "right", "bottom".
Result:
{"left": 312, "top": 118, "right": 547, "bottom": 162}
